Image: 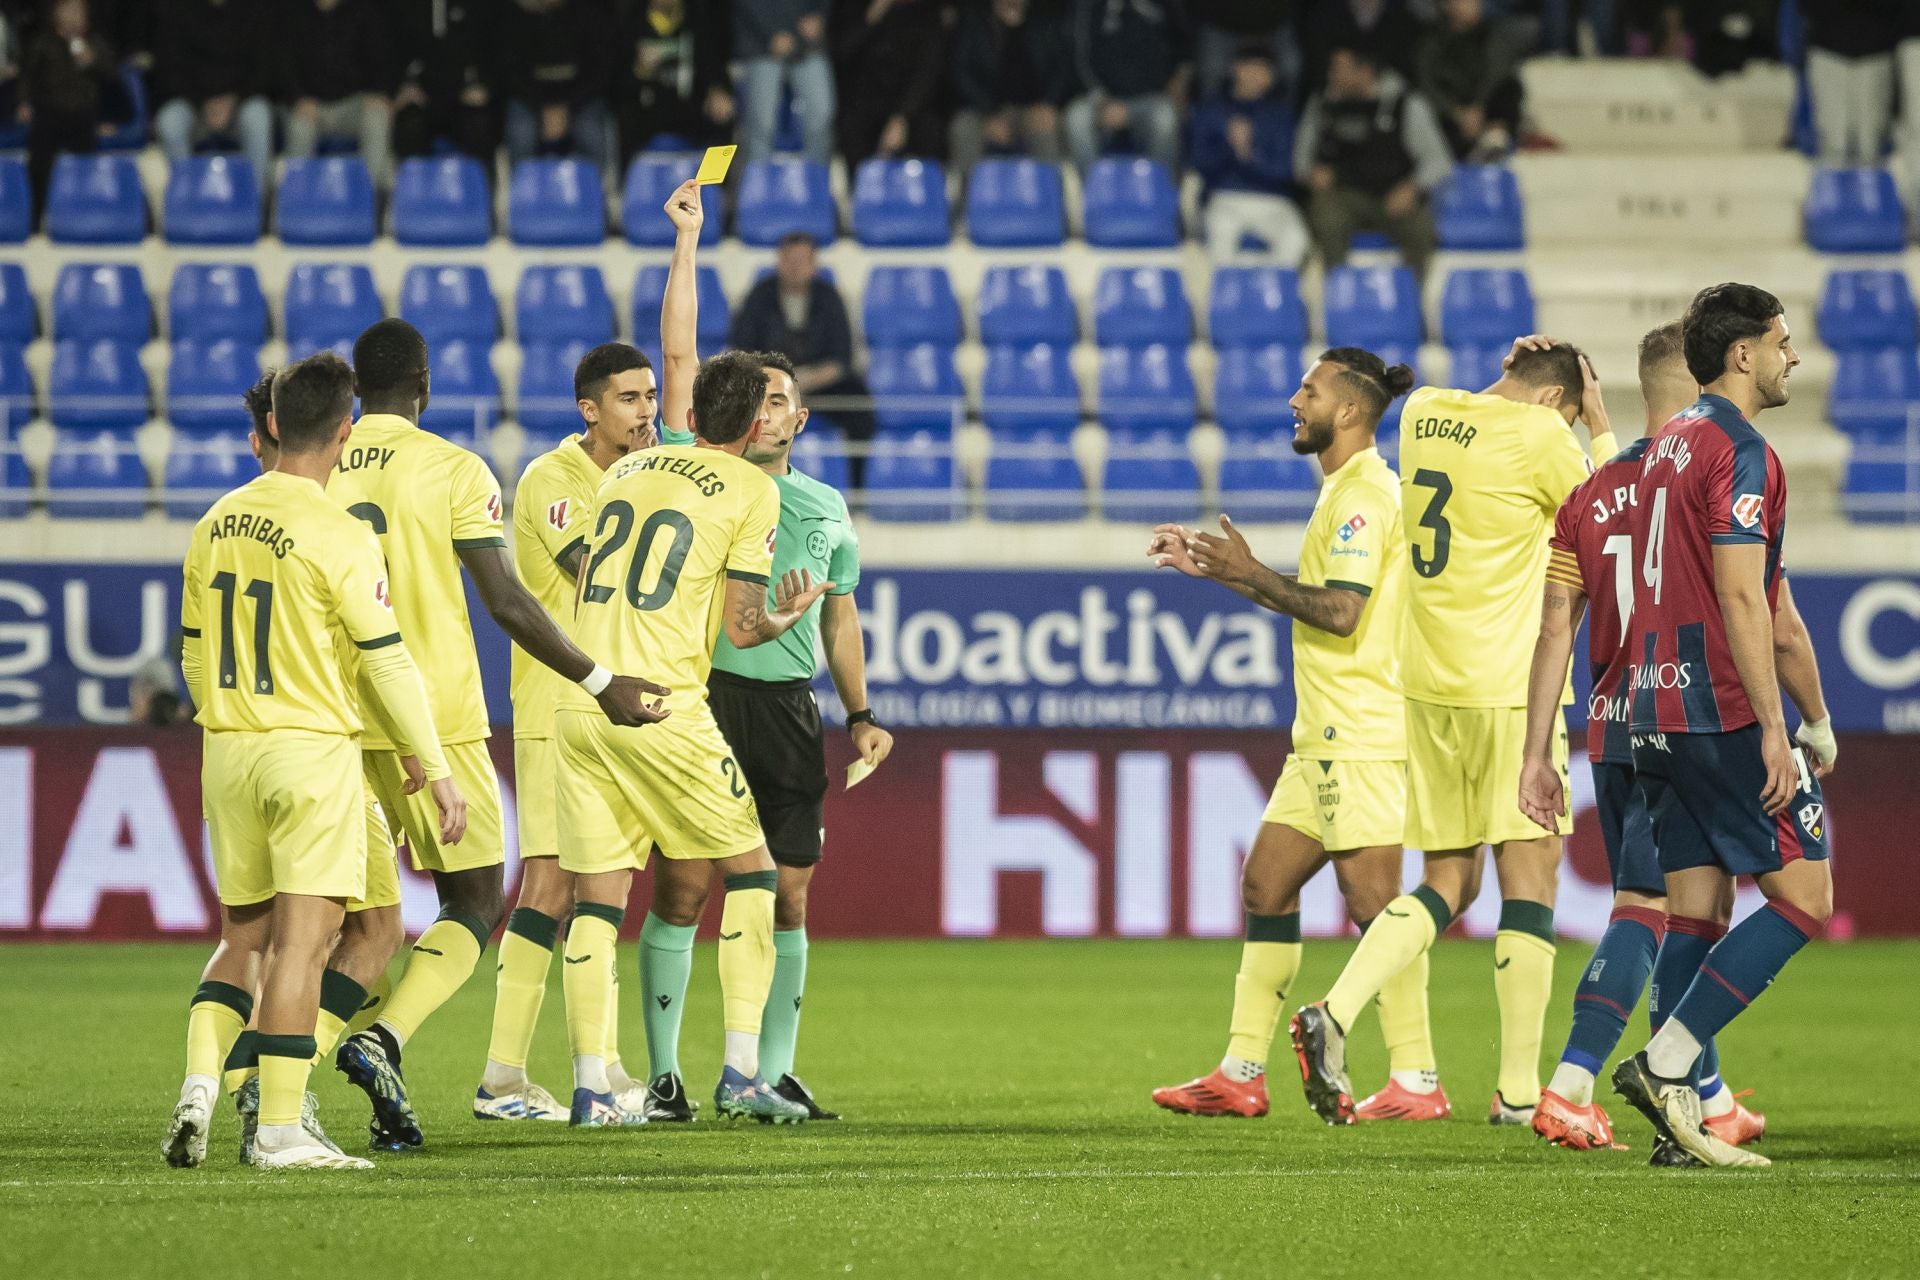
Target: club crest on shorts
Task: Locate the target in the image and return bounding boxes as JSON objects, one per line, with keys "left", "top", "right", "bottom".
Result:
{"left": 547, "top": 497, "right": 570, "bottom": 532}
{"left": 1798, "top": 801, "right": 1824, "bottom": 840}
{"left": 1337, "top": 513, "right": 1367, "bottom": 541}
{"left": 1732, "top": 493, "right": 1764, "bottom": 529}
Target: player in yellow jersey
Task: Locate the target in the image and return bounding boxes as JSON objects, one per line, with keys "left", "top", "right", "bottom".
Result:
{"left": 1293, "top": 338, "right": 1617, "bottom": 1126}
{"left": 474, "top": 341, "right": 660, "bottom": 1122}
{"left": 1143, "top": 348, "right": 1443, "bottom": 1124}
{"left": 177, "top": 353, "right": 465, "bottom": 1171}
{"left": 325, "top": 319, "right": 670, "bottom": 1151}
{"left": 556, "top": 349, "right": 830, "bottom": 1126}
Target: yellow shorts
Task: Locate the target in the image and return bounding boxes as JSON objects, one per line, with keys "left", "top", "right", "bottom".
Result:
{"left": 362, "top": 738, "right": 505, "bottom": 874}
{"left": 346, "top": 784, "right": 403, "bottom": 913}
{"left": 1405, "top": 700, "right": 1571, "bottom": 850}
{"left": 1262, "top": 755, "right": 1407, "bottom": 852}
{"left": 514, "top": 735, "right": 559, "bottom": 861}
{"left": 203, "top": 730, "right": 366, "bottom": 907}
{"left": 555, "top": 703, "right": 764, "bottom": 875}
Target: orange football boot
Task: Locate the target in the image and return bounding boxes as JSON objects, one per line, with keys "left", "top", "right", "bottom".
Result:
{"left": 1151, "top": 1069, "right": 1270, "bottom": 1118}
{"left": 1355, "top": 1078, "right": 1452, "bottom": 1121}
{"left": 1530, "top": 1088, "right": 1620, "bottom": 1150}
{"left": 1703, "top": 1090, "right": 1766, "bottom": 1146}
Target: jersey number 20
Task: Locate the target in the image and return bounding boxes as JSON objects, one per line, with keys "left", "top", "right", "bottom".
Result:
{"left": 583, "top": 501, "right": 694, "bottom": 611}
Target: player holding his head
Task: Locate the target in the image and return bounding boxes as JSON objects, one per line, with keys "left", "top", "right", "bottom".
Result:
{"left": 1610, "top": 284, "right": 1836, "bottom": 1168}
{"left": 1292, "top": 336, "right": 1615, "bottom": 1126}
{"left": 179, "top": 352, "right": 464, "bottom": 1170}
{"left": 326, "top": 319, "right": 670, "bottom": 1151}
{"left": 555, "top": 347, "right": 831, "bottom": 1126}
{"left": 473, "top": 342, "right": 661, "bottom": 1122}
{"left": 1146, "top": 348, "right": 1442, "bottom": 1120}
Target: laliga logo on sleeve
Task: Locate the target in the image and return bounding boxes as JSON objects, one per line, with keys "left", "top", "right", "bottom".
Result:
{"left": 1732, "top": 493, "right": 1764, "bottom": 530}
{"left": 765, "top": 526, "right": 778, "bottom": 555}
{"left": 486, "top": 493, "right": 504, "bottom": 524}
{"left": 374, "top": 578, "right": 391, "bottom": 609}
{"left": 1337, "top": 513, "right": 1367, "bottom": 541}
{"left": 547, "top": 498, "right": 570, "bottom": 531}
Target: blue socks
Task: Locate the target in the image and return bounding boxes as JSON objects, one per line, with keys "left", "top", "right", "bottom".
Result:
{"left": 1666, "top": 902, "right": 1822, "bottom": 1045}
{"left": 1648, "top": 915, "right": 1723, "bottom": 1086}
{"left": 1559, "top": 904, "right": 1663, "bottom": 1077}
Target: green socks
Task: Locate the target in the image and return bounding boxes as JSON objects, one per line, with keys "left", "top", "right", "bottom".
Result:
{"left": 639, "top": 912, "right": 696, "bottom": 1079}
{"left": 759, "top": 929, "right": 809, "bottom": 1084}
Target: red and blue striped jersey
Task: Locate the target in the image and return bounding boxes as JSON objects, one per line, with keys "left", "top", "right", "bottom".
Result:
{"left": 1547, "top": 437, "right": 1651, "bottom": 764}
{"left": 1626, "top": 394, "right": 1787, "bottom": 735}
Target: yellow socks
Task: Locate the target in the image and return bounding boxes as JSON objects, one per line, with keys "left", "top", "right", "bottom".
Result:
{"left": 256, "top": 1033, "right": 318, "bottom": 1128}
{"left": 719, "top": 872, "right": 778, "bottom": 1077}
{"left": 486, "top": 908, "right": 560, "bottom": 1079}
{"left": 345, "top": 969, "right": 393, "bottom": 1038}
{"left": 377, "top": 913, "right": 489, "bottom": 1045}
{"left": 1225, "top": 913, "right": 1303, "bottom": 1065}
{"left": 184, "top": 981, "right": 250, "bottom": 1092}
{"left": 222, "top": 1029, "right": 259, "bottom": 1097}
{"left": 564, "top": 904, "right": 622, "bottom": 1095}
{"left": 1377, "top": 948, "right": 1437, "bottom": 1075}
{"left": 1326, "top": 885, "right": 1450, "bottom": 1033}
{"left": 1494, "top": 900, "right": 1557, "bottom": 1108}
{"left": 313, "top": 969, "right": 369, "bottom": 1065}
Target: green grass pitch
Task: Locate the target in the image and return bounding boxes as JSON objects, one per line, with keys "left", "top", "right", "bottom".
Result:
{"left": 3, "top": 938, "right": 1916, "bottom": 1278}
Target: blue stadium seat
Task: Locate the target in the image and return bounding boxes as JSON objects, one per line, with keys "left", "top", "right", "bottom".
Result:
{"left": 1213, "top": 345, "right": 1305, "bottom": 435}
{"left": 1209, "top": 267, "right": 1309, "bottom": 349}
{"left": 852, "top": 158, "right": 950, "bottom": 247}
{"left": 508, "top": 158, "right": 606, "bottom": 246}
{"left": 1805, "top": 168, "right": 1906, "bottom": 254}
{"left": 1102, "top": 427, "right": 1200, "bottom": 523}
{"left": 863, "top": 267, "right": 962, "bottom": 348}
{"left": 516, "top": 339, "right": 595, "bottom": 435}
{"left": 45, "top": 154, "right": 146, "bottom": 243}
{"left": 0, "top": 263, "right": 35, "bottom": 343}
{"left": 169, "top": 264, "right": 268, "bottom": 343}
{"left": 0, "top": 156, "right": 30, "bottom": 243}
{"left": 735, "top": 159, "right": 836, "bottom": 246}
{"left": 276, "top": 156, "right": 376, "bottom": 246}
{"left": 1082, "top": 158, "right": 1180, "bottom": 248}
{"left": 632, "top": 265, "right": 729, "bottom": 354}
{"left": 1097, "top": 343, "right": 1196, "bottom": 436}
{"left": 284, "top": 264, "right": 382, "bottom": 354}
{"left": 1843, "top": 432, "right": 1920, "bottom": 523}
{"left": 46, "top": 429, "right": 148, "bottom": 518}
{"left": 391, "top": 155, "right": 492, "bottom": 246}
{"left": 620, "top": 152, "right": 724, "bottom": 247}
{"left": 400, "top": 265, "right": 498, "bottom": 347}
{"left": 419, "top": 338, "right": 499, "bottom": 436}
{"left": 965, "top": 159, "right": 1065, "bottom": 247}
{"left": 50, "top": 340, "right": 149, "bottom": 431}
{"left": 1369, "top": 344, "right": 1422, "bottom": 439}
{"left": 985, "top": 425, "right": 1083, "bottom": 521}
{"left": 1217, "top": 431, "right": 1321, "bottom": 522}
{"left": 1829, "top": 349, "right": 1920, "bottom": 436}
{"left": 1817, "top": 270, "right": 1919, "bottom": 351}
{"left": 1093, "top": 266, "right": 1192, "bottom": 348}
{"left": 790, "top": 422, "right": 851, "bottom": 491}
{"left": 1440, "top": 268, "right": 1535, "bottom": 345}
{"left": 982, "top": 343, "right": 1081, "bottom": 437}
{"left": 868, "top": 343, "right": 964, "bottom": 434}
{"left": 162, "top": 433, "right": 252, "bottom": 519}
{"left": 865, "top": 430, "right": 962, "bottom": 521}
{"left": 977, "top": 265, "right": 1076, "bottom": 346}
{"left": 1323, "top": 265, "right": 1423, "bottom": 348}
{"left": 1446, "top": 344, "right": 1507, "bottom": 391}
{"left": 517, "top": 266, "right": 614, "bottom": 345}
{"left": 168, "top": 338, "right": 260, "bottom": 435}
{"left": 0, "top": 443, "right": 29, "bottom": 518}
{"left": 99, "top": 63, "right": 150, "bottom": 152}
{"left": 0, "top": 342, "right": 34, "bottom": 433}
{"left": 1435, "top": 164, "right": 1524, "bottom": 250}
{"left": 163, "top": 155, "right": 260, "bottom": 245}
{"left": 53, "top": 264, "right": 150, "bottom": 344}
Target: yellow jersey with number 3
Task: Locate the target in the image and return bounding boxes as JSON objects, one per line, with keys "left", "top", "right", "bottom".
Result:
{"left": 182, "top": 471, "right": 401, "bottom": 736}
{"left": 1292, "top": 447, "right": 1406, "bottom": 760}
{"left": 561, "top": 444, "right": 780, "bottom": 714}
{"left": 1397, "top": 386, "right": 1591, "bottom": 707}
{"left": 509, "top": 435, "right": 603, "bottom": 741}
{"left": 327, "top": 413, "right": 503, "bottom": 746}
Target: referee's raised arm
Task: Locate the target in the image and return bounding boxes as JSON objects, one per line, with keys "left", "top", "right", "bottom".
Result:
{"left": 660, "top": 179, "right": 706, "bottom": 440}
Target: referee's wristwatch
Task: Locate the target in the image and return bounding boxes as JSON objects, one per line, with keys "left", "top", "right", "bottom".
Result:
{"left": 846, "top": 708, "right": 881, "bottom": 734}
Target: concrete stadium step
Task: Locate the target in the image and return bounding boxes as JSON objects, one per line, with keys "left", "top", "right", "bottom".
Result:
{"left": 1523, "top": 58, "right": 1794, "bottom": 153}
{"left": 1514, "top": 153, "right": 1809, "bottom": 247}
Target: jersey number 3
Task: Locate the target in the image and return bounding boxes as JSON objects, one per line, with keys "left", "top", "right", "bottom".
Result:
{"left": 583, "top": 501, "right": 695, "bottom": 611}
{"left": 1410, "top": 469, "right": 1452, "bottom": 579}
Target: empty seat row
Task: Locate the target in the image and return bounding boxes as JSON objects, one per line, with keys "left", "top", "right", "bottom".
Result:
{"left": 1806, "top": 168, "right": 1908, "bottom": 255}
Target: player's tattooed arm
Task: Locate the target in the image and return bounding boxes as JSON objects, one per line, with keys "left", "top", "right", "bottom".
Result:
{"left": 724, "top": 569, "right": 835, "bottom": 649}
{"left": 1184, "top": 515, "right": 1365, "bottom": 637}
{"left": 1518, "top": 578, "right": 1585, "bottom": 830}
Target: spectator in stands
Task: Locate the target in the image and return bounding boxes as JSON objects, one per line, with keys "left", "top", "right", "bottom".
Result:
{"left": 831, "top": 0, "right": 949, "bottom": 168}
{"left": 152, "top": 0, "right": 273, "bottom": 191}
{"left": 1302, "top": 0, "right": 1427, "bottom": 92}
{"left": 500, "top": 0, "right": 615, "bottom": 172}
{"left": 1192, "top": 44, "right": 1306, "bottom": 264}
{"left": 732, "top": 232, "right": 877, "bottom": 486}
{"left": 0, "top": 10, "right": 20, "bottom": 131}
{"left": 278, "top": 0, "right": 395, "bottom": 187}
{"left": 734, "top": 0, "right": 837, "bottom": 166}
{"left": 617, "top": 0, "right": 734, "bottom": 159}
{"left": 1296, "top": 44, "right": 1450, "bottom": 278}
{"left": 21, "top": 0, "right": 123, "bottom": 227}
{"left": 1416, "top": 0, "right": 1526, "bottom": 163}
{"left": 1192, "top": 0, "right": 1298, "bottom": 102}
{"left": 1532, "top": 0, "right": 1623, "bottom": 57}
{"left": 391, "top": 0, "right": 499, "bottom": 169}
{"left": 1064, "top": 0, "right": 1190, "bottom": 173}
{"left": 1805, "top": 1, "right": 1899, "bottom": 170}
{"left": 948, "top": 0, "right": 1074, "bottom": 178}
{"left": 1899, "top": 2, "right": 1920, "bottom": 235}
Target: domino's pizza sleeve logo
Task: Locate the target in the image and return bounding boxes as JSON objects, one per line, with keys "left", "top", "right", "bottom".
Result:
{"left": 1732, "top": 492, "right": 1765, "bottom": 531}
{"left": 547, "top": 497, "right": 571, "bottom": 532}
{"left": 1336, "top": 513, "right": 1367, "bottom": 542}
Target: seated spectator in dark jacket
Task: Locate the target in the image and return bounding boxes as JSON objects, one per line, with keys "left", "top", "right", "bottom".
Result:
{"left": 499, "top": 0, "right": 614, "bottom": 172}
{"left": 22, "top": 0, "right": 123, "bottom": 226}
{"left": 731, "top": 233, "right": 877, "bottom": 486}
{"left": 278, "top": 0, "right": 395, "bottom": 186}
{"left": 1303, "top": 0, "right": 1427, "bottom": 93}
{"left": 617, "top": 0, "right": 733, "bottom": 160}
{"left": 949, "top": 0, "right": 1074, "bottom": 178}
{"left": 1296, "top": 45, "right": 1451, "bottom": 277}
{"left": 153, "top": 0, "right": 273, "bottom": 190}
{"left": 1064, "top": 0, "right": 1190, "bottom": 173}
{"left": 1192, "top": 0, "right": 1298, "bottom": 101}
{"left": 735, "top": 0, "right": 836, "bottom": 165}
{"left": 831, "top": 0, "right": 948, "bottom": 168}
{"left": 391, "top": 0, "right": 499, "bottom": 169}
{"left": 1192, "top": 45, "right": 1305, "bottom": 264}
{"left": 1416, "top": 0, "right": 1525, "bottom": 162}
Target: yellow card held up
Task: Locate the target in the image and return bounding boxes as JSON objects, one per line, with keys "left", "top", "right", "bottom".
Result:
{"left": 695, "top": 145, "right": 736, "bottom": 185}
{"left": 845, "top": 757, "right": 877, "bottom": 791}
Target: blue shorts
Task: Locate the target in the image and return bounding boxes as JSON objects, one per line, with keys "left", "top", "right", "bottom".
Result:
{"left": 1590, "top": 760, "right": 1664, "bottom": 895}
{"left": 1629, "top": 725, "right": 1829, "bottom": 879}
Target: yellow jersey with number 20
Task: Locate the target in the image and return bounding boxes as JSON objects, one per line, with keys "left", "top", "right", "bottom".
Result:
{"left": 509, "top": 435, "right": 604, "bottom": 741}
{"left": 1397, "top": 386, "right": 1592, "bottom": 708}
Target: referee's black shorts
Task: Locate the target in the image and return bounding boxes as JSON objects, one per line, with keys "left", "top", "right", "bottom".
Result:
{"left": 707, "top": 669, "right": 828, "bottom": 868}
